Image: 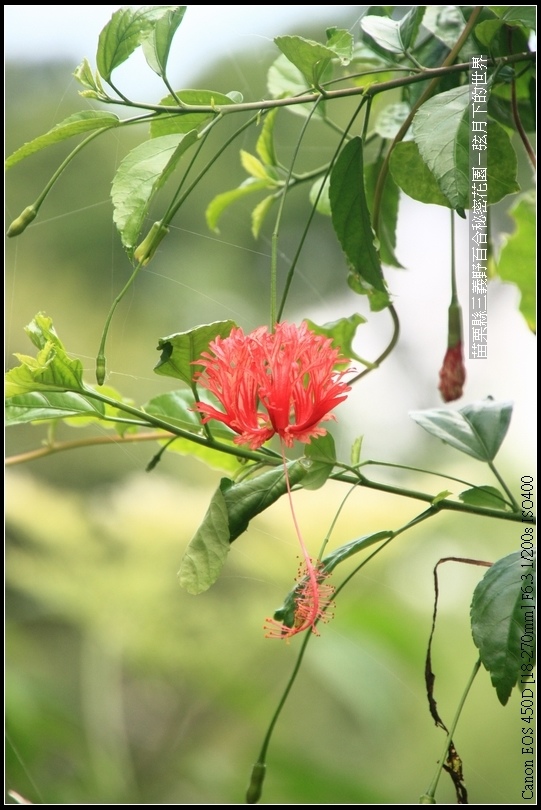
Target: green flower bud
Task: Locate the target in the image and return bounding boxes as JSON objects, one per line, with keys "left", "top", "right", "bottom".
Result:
{"left": 246, "top": 762, "right": 266, "bottom": 804}
{"left": 96, "top": 355, "right": 106, "bottom": 386}
{"left": 133, "top": 222, "right": 169, "bottom": 266}
{"left": 7, "top": 205, "right": 38, "bottom": 237}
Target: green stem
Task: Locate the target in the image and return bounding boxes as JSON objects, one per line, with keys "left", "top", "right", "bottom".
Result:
{"left": 507, "top": 28, "right": 536, "bottom": 169}
{"left": 333, "top": 507, "right": 437, "bottom": 599}
{"left": 7, "top": 112, "right": 177, "bottom": 236}
{"left": 372, "top": 6, "right": 485, "bottom": 237}
{"left": 450, "top": 211, "right": 457, "bottom": 302}
{"left": 247, "top": 506, "right": 437, "bottom": 803}
{"left": 356, "top": 459, "right": 513, "bottom": 507}
{"left": 277, "top": 96, "right": 367, "bottom": 321}
{"left": 95, "top": 260, "right": 145, "bottom": 384}
{"left": 7, "top": 383, "right": 528, "bottom": 523}
{"left": 79, "top": 387, "right": 280, "bottom": 465}
{"left": 96, "top": 112, "right": 258, "bottom": 383}
{"left": 317, "top": 483, "right": 360, "bottom": 560}
{"left": 8, "top": 128, "right": 112, "bottom": 236}
{"left": 5, "top": 431, "right": 174, "bottom": 466}
{"left": 246, "top": 629, "right": 312, "bottom": 803}
{"left": 421, "top": 658, "right": 481, "bottom": 802}
{"left": 348, "top": 304, "right": 400, "bottom": 385}
{"left": 100, "top": 53, "right": 534, "bottom": 118}
{"left": 271, "top": 99, "right": 321, "bottom": 327}
{"left": 329, "top": 469, "right": 525, "bottom": 523}
{"left": 488, "top": 461, "right": 520, "bottom": 512}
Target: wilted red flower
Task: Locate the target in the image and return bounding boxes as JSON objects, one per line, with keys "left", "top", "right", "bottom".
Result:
{"left": 193, "top": 321, "right": 351, "bottom": 450}
{"left": 438, "top": 342, "right": 466, "bottom": 402}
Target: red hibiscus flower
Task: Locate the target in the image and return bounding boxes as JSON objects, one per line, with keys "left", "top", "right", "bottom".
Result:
{"left": 193, "top": 321, "right": 351, "bottom": 450}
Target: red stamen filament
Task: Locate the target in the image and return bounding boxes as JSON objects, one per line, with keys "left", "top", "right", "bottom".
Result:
{"left": 264, "top": 441, "right": 335, "bottom": 640}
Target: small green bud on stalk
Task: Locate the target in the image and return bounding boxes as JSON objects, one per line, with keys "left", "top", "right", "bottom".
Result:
{"left": 246, "top": 762, "right": 266, "bottom": 804}
{"left": 7, "top": 205, "right": 38, "bottom": 237}
{"left": 96, "top": 355, "right": 106, "bottom": 386}
{"left": 133, "top": 222, "right": 169, "bottom": 266}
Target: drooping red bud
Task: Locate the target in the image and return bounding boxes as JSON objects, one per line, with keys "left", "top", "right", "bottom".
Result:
{"left": 438, "top": 300, "right": 466, "bottom": 402}
{"left": 438, "top": 342, "right": 466, "bottom": 402}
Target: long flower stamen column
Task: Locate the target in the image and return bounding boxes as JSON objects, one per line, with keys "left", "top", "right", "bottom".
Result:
{"left": 263, "top": 439, "right": 336, "bottom": 640}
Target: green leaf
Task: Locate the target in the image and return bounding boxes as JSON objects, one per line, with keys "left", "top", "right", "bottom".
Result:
{"left": 251, "top": 194, "right": 276, "bottom": 239}
{"left": 360, "top": 16, "right": 404, "bottom": 53}
{"left": 484, "top": 120, "right": 520, "bottom": 203}
{"left": 154, "top": 321, "right": 237, "bottom": 385}
{"left": 62, "top": 385, "right": 139, "bottom": 435}
{"left": 360, "top": 9, "right": 426, "bottom": 54}
{"left": 301, "top": 433, "right": 336, "bottom": 490}
{"left": 329, "top": 137, "right": 386, "bottom": 293}
{"left": 150, "top": 90, "right": 235, "bottom": 137}
{"left": 423, "top": 5, "right": 466, "bottom": 48}
{"left": 304, "top": 315, "right": 368, "bottom": 368}
{"left": 494, "top": 192, "right": 536, "bottom": 332}
{"left": 398, "top": 6, "right": 426, "bottom": 50}
{"left": 364, "top": 156, "right": 403, "bottom": 268}
{"left": 274, "top": 34, "right": 345, "bottom": 86}
{"left": 488, "top": 84, "right": 536, "bottom": 133}
{"left": 267, "top": 54, "right": 326, "bottom": 118}
{"left": 431, "top": 489, "right": 453, "bottom": 505}
{"left": 456, "top": 483, "right": 510, "bottom": 510}
{"left": 412, "top": 89, "right": 520, "bottom": 208}
{"left": 224, "top": 462, "right": 307, "bottom": 541}
{"left": 145, "top": 389, "right": 235, "bottom": 442}
{"left": 458, "top": 485, "right": 510, "bottom": 510}
{"left": 111, "top": 131, "right": 198, "bottom": 253}
{"left": 346, "top": 274, "right": 390, "bottom": 311}
{"left": 412, "top": 86, "right": 470, "bottom": 209}
{"left": 410, "top": 399, "right": 513, "bottom": 462}
{"left": 374, "top": 102, "right": 412, "bottom": 141}
{"left": 321, "top": 530, "right": 393, "bottom": 575}
{"left": 272, "top": 530, "right": 392, "bottom": 629}
{"left": 178, "top": 484, "right": 231, "bottom": 594}
{"left": 158, "top": 436, "right": 244, "bottom": 474}
{"left": 501, "top": 6, "right": 537, "bottom": 28}
{"left": 350, "top": 436, "right": 363, "bottom": 467}
{"left": 5, "top": 391, "right": 105, "bottom": 425}
{"left": 179, "top": 462, "right": 307, "bottom": 594}
{"left": 6, "top": 314, "right": 86, "bottom": 397}
{"left": 309, "top": 175, "right": 332, "bottom": 216}
{"left": 5, "top": 111, "right": 120, "bottom": 169}
{"left": 240, "top": 150, "right": 278, "bottom": 182}
{"left": 145, "top": 390, "right": 243, "bottom": 473}
{"left": 97, "top": 5, "right": 178, "bottom": 82}
{"left": 255, "top": 108, "right": 278, "bottom": 166}
{"left": 474, "top": 19, "right": 507, "bottom": 47}
{"left": 205, "top": 179, "right": 270, "bottom": 233}
{"left": 390, "top": 141, "right": 454, "bottom": 208}
{"left": 73, "top": 58, "right": 107, "bottom": 97}
{"left": 471, "top": 551, "right": 535, "bottom": 705}
{"left": 141, "top": 6, "right": 186, "bottom": 77}
{"left": 392, "top": 127, "right": 519, "bottom": 209}
{"left": 325, "top": 28, "right": 354, "bottom": 63}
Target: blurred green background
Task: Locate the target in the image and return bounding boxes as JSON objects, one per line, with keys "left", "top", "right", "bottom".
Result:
{"left": 6, "top": 7, "right": 536, "bottom": 805}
